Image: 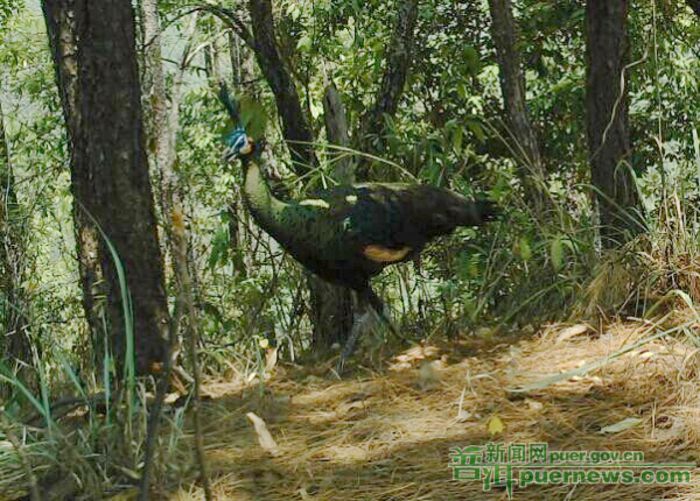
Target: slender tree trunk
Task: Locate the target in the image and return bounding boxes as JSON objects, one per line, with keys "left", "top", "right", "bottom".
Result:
{"left": 42, "top": 0, "right": 106, "bottom": 370}
{"left": 488, "top": 0, "right": 548, "bottom": 216}
{"left": 356, "top": 0, "right": 420, "bottom": 179}
{"left": 585, "top": 0, "right": 642, "bottom": 247}
{"left": 228, "top": 31, "right": 259, "bottom": 98}
{"left": 140, "top": 1, "right": 206, "bottom": 374}
{"left": 323, "top": 83, "right": 353, "bottom": 183}
{"left": 43, "top": 0, "right": 169, "bottom": 374}
{"left": 226, "top": 33, "right": 257, "bottom": 279}
{"left": 0, "top": 100, "right": 32, "bottom": 382}
{"left": 138, "top": 8, "right": 213, "bottom": 498}
{"left": 247, "top": 0, "right": 316, "bottom": 170}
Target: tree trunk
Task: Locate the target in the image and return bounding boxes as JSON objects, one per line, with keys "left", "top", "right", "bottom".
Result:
{"left": 42, "top": 0, "right": 106, "bottom": 371}
{"left": 43, "top": 0, "right": 169, "bottom": 374}
{"left": 356, "top": 0, "right": 420, "bottom": 179}
{"left": 323, "top": 83, "right": 353, "bottom": 183}
{"left": 247, "top": 0, "right": 316, "bottom": 170}
{"left": 488, "top": 0, "right": 548, "bottom": 216}
{"left": 0, "top": 99, "right": 32, "bottom": 383}
{"left": 226, "top": 32, "right": 257, "bottom": 279}
{"left": 307, "top": 83, "right": 355, "bottom": 350}
{"left": 308, "top": 277, "right": 354, "bottom": 351}
{"left": 585, "top": 0, "right": 642, "bottom": 247}
{"left": 140, "top": 0, "right": 205, "bottom": 366}
{"left": 228, "top": 31, "right": 259, "bottom": 98}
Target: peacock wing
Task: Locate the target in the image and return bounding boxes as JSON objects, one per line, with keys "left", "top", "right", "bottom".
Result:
{"left": 338, "top": 184, "right": 422, "bottom": 264}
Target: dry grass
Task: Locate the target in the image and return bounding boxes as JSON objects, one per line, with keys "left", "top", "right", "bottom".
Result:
{"left": 165, "top": 316, "right": 700, "bottom": 500}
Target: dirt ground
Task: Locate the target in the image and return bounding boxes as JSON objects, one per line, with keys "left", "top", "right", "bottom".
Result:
{"left": 170, "top": 318, "right": 700, "bottom": 500}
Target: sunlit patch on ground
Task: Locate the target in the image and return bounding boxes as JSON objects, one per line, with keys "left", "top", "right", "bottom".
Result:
{"left": 171, "top": 318, "right": 700, "bottom": 500}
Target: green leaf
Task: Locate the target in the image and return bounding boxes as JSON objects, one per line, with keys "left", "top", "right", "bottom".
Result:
{"left": 518, "top": 236, "right": 532, "bottom": 262}
{"left": 452, "top": 126, "right": 464, "bottom": 152}
{"left": 550, "top": 236, "right": 565, "bottom": 272}
{"left": 208, "top": 228, "right": 230, "bottom": 269}
{"left": 463, "top": 45, "right": 481, "bottom": 76}
{"left": 296, "top": 33, "right": 312, "bottom": 52}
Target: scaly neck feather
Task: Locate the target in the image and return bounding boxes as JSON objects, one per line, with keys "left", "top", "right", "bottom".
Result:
{"left": 241, "top": 158, "right": 289, "bottom": 236}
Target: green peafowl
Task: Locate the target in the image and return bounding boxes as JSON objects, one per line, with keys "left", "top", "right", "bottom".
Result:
{"left": 219, "top": 87, "right": 498, "bottom": 370}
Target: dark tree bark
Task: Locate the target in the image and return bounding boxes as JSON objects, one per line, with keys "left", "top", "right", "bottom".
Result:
{"left": 357, "top": 0, "right": 420, "bottom": 179}
{"left": 42, "top": 0, "right": 105, "bottom": 368}
{"left": 43, "top": 0, "right": 169, "bottom": 374}
{"left": 0, "top": 100, "right": 32, "bottom": 382}
{"left": 323, "top": 83, "right": 353, "bottom": 183}
{"left": 488, "top": 0, "right": 548, "bottom": 216}
{"left": 585, "top": 0, "right": 643, "bottom": 247}
{"left": 308, "top": 277, "right": 354, "bottom": 352}
{"left": 247, "top": 0, "right": 316, "bottom": 171}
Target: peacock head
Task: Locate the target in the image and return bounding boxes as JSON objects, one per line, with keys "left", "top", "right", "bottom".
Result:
{"left": 223, "top": 127, "right": 256, "bottom": 162}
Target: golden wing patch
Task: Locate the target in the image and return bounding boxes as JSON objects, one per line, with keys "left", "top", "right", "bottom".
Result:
{"left": 299, "top": 198, "right": 330, "bottom": 209}
{"left": 362, "top": 245, "right": 412, "bottom": 263}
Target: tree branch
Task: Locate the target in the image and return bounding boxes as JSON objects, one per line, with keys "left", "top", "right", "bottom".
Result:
{"left": 246, "top": 0, "right": 316, "bottom": 171}
{"left": 189, "top": 3, "right": 254, "bottom": 48}
{"left": 488, "top": 0, "right": 549, "bottom": 216}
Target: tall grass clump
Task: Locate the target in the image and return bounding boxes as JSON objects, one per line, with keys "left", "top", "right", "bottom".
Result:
{"left": 0, "top": 225, "right": 189, "bottom": 499}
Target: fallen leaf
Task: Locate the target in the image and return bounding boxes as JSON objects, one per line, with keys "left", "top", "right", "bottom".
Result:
{"left": 556, "top": 324, "right": 589, "bottom": 343}
{"left": 525, "top": 399, "right": 543, "bottom": 411}
{"left": 599, "top": 417, "right": 642, "bottom": 434}
{"left": 488, "top": 415, "right": 505, "bottom": 436}
{"left": 265, "top": 347, "right": 278, "bottom": 372}
{"left": 247, "top": 412, "right": 280, "bottom": 456}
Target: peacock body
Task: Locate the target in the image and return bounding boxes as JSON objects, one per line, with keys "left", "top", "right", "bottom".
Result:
{"left": 220, "top": 87, "right": 498, "bottom": 367}
{"left": 243, "top": 170, "right": 496, "bottom": 296}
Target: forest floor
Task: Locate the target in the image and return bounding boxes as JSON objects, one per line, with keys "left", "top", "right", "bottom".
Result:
{"left": 169, "top": 315, "right": 700, "bottom": 500}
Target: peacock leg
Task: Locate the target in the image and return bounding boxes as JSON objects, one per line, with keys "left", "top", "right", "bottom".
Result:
{"left": 336, "top": 306, "right": 372, "bottom": 373}
{"left": 336, "top": 286, "right": 404, "bottom": 373}
{"left": 364, "top": 287, "right": 403, "bottom": 340}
